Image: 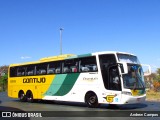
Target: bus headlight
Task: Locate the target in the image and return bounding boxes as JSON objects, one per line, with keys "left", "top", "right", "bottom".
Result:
{"left": 122, "top": 91, "right": 132, "bottom": 96}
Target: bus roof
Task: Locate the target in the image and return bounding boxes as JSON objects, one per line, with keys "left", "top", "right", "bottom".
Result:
{"left": 10, "top": 54, "right": 75, "bottom": 67}
{"left": 93, "top": 51, "right": 135, "bottom": 56}
{"left": 9, "top": 51, "right": 135, "bottom": 67}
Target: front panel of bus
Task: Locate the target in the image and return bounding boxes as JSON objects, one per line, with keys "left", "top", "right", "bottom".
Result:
{"left": 99, "top": 53, "right": 146, "bottom": 105}
{"left": 117, "top": 53, "right": 146, "bottom": 104}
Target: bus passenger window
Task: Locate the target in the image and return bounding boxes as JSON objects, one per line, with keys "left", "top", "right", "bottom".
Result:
{"left": 48, "top": 61, "right": 61, "bottom": 74}
{"left": 79, "top": 56, "right": 97, "bottom": 72}
{"left": 26, "top": 66, "right": 35, "bottom": 76}
{"left": 81, "top": 66, "right": 89, "bottom": 72}
{"left": 28, "top": 70, "right": 34, "bottom": 75}
{"left": 17, "top": 67, "right": 26, "bottom": 76}
{"left": 71, "top": 66, "right": 78, "bottom": 72}
{"left": 63, "top": 59, "right": 79, "bottom": 73}
{"left": 38, "top": 69, "right": 46, "bottom": 75}
{"left": 36, "top": 63, "right": 47, "bottom": 75}
{"left": 47, "top": 68, "right": 55, "bottom": 74}
{"left": 55, "top": 68, "right": 61, "bottom": 73}
{"left": 17, "top": 72, "right": 22, "bottom": 76}
{"left": 63, "top": 67, "right": 70, "bottom": 73}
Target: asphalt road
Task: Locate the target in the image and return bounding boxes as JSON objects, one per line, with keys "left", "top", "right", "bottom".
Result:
{"left": 0, "top": 92, "right": 160, "bottom": 120}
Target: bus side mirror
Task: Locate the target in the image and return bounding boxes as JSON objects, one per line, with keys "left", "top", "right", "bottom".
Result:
{"left": 119, "top": 62, "right": 128, "bottom": 74}
{"left": 141, "top": 64, "right": 151, "bottom": 76}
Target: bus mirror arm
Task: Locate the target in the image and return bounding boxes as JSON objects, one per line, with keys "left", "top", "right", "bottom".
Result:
{"left": 107, "top": 63, "right": 128, "bottom": 75}
{"left": 118, "top": 62, "right": 128, "bottom": 75}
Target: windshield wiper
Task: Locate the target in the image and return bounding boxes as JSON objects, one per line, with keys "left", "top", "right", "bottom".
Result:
{"left": 133, "top": 77, "right": 138, "bottom": 90}
{"left": 133, "top": 73, "right": 144, "bottom": 90}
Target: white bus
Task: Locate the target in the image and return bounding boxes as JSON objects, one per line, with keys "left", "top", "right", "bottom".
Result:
{"left": 8, "top": 51, "right": 147, "bottom": 107}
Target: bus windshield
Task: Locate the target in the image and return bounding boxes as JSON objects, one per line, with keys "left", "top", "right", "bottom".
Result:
{"left": 122, "top": 64, "right": 145, "bottom": 89}
{"left": 117, "top": 53, "right": 140, "bottom": 64}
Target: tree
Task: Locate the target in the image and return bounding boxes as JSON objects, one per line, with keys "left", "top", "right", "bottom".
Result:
{"left": 0, "top": 65, "right": 9, "bottom": 91}
{"left": 0, "top": 65, "right": 8, "bottom": 75}
{"left": 0, "top": 74, "right": 8, "bottom": 91}
{"left": 155, "top": 68, "right": 160, "bottom": 82}
{"left": 153, "top": 68, "right": 160, "bottom": 92}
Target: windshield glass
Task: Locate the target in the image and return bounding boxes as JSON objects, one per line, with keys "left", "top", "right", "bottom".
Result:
{"left": 122, "top": 64, "right": 145, "bottom": 89}
{"left": 117, "top": 54, "right": 140, "bottom": 64}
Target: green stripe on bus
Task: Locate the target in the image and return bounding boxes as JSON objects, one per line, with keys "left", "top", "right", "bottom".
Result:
{"left": 77, "top": 53, "right": 92, "bottom": 58}
{"left": 66, "top": 53, "right": 92, "bottom": 59}
{"left": 44, "top": 74, "right": 67, "bottom": 96}
{"left": 53, "top": 73, "right": 80, "bottom": 96}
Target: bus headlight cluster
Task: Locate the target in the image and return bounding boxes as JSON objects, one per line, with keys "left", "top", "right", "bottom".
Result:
{"left": 122, "top": 91, "right": 132, "bottom": 96}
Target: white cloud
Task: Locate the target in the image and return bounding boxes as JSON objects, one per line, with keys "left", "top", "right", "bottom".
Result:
{"left": 20, "top": 56, "right": 31, "bottom": 60}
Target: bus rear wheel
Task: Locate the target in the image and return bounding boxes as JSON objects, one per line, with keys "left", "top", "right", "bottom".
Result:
{"left": 19, "top": 91, "right": 26, "bottom": 102}
{"left": 85, "top": 92, "right": 99, "bottom": 108}
{"left": 26, "top": 91, "right": 34, "bottom": 103}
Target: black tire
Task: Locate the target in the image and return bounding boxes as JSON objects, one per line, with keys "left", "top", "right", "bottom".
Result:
{"left": 19, "top": 91, "right": 26, "bottom": 102}
{"left": 26, "top": 91, "right": 34, "bottom": 103}
{"left": 85, "top": 92, "right": 99, "bottom": 108}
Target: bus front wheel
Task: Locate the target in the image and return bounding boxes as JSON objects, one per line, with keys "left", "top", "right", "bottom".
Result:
{"left": 85, "top": 92, "right": 99, "bottom": 108}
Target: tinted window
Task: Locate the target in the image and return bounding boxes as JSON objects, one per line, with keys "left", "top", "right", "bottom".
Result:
{"left": 26, "top": 65, "right": 35, "bottom": 76}
{"left": 63, "top": 59, "right": 79, "bottom": 73}
{"left": 48, "top": 61, "right": 61, "bottom": 74}
{"left": 99, "top": 54, "right": 117, "bottom": 89}
{"left": 36, "top": 63, "right": 47, "bottom": 75}
{"left": 79, "top": 56, "right": 98, "bottom": 72}
{"left": 17, "top": 66, "right": 26, "bottom": 76}
{"left": 10, "top": 67, "right": 17, "bottom": 77}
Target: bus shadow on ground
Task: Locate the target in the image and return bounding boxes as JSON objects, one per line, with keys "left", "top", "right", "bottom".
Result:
{"left": 0, "top": 106, "right": 30, "bottom": 120}
{"left": 35, "top": 100, "right": 148, "bottom": 110}
{"left": 12, "top": 98, "right": 149, "bottom": 110}
{"left": 108, "top": 103, "right": 148, "bottom": 110}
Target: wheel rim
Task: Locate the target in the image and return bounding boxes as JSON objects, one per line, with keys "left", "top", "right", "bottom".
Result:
{"left": 86, "top": 93, "right": 98, "bottom": 107}
{"left": 27, "top": 92, "right": 33, "bottom": 102}
{"left": 19, "top": 92, "right": 26, "bottom": 102}
{"left": 20, "top": 94, "right": 24, "bottom": 100}
{"left": 89, "top": 96, "right": 96, "bottom": 104}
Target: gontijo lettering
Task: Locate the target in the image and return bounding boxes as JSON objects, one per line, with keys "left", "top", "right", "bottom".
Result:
{"left": 23, "top": 77, "right": 46, "bottom": 83}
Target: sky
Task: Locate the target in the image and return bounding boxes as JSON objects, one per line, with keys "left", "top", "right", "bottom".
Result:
{"left": 0, "top": 0, "right": 160, "bottom": 72}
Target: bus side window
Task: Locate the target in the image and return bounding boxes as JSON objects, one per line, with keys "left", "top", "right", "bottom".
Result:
{"left": 36, "top": 64, "right": 47, "bottom": 75}
{"left": 48, "top": 61, "right": 61, "bottom": 74}
{"left": 63, "top": 59, "right": 79, "bottom": 73}
{"left": 63, "top": 67, "right": 70, "bottom": 73}
{"left": 10, "top": 67, "right": 17, "bottom": 77}
{"left": 47, "top": 68, "right": 55, "bottom": 74}
{"left": 17, "top": 67, "right": 26, "bottom": 76}
{"left": 26, "top": 66, "right": 35, "bottom": 76}
{"left": 55, "top": 68, "right": 61, "bottom": 73}
{"left": 79, "top": 56, "right": 97, "bottom": 72}
{"left": 28, "top": 70, "right": 34, "bottom": 75}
